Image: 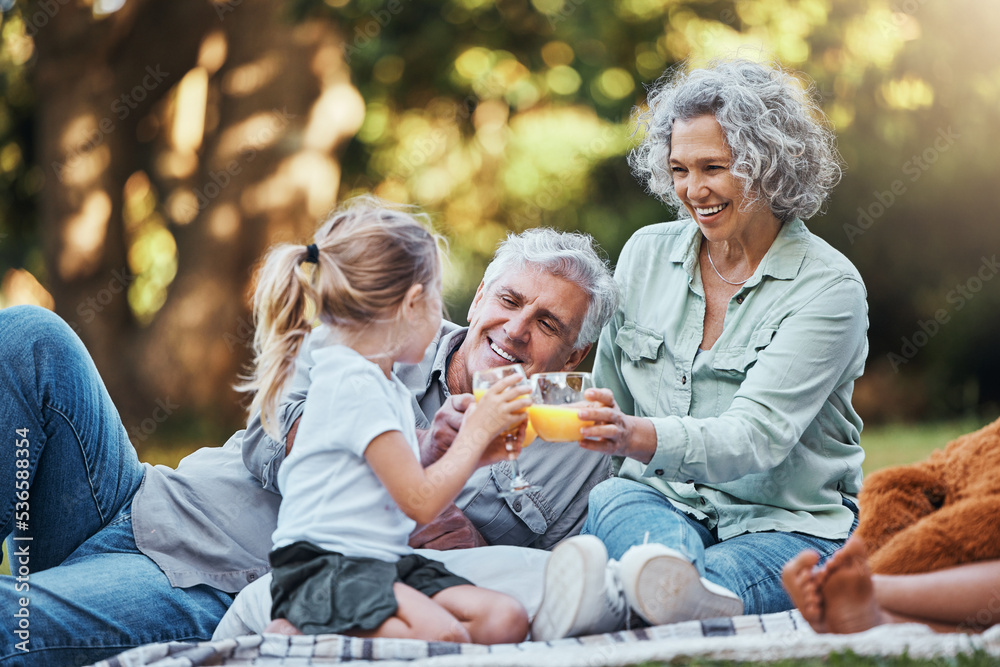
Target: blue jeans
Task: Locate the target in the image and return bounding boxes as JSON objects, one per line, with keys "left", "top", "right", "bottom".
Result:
{"left": 582, "top": 477, "right": 858, "bottom": 615}
{"left": 1, "top": 306, "right": 232, "bottom": 666}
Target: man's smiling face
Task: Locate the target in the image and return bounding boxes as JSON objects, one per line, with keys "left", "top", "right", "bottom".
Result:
{"left": 456, "top": 267, "right": 592, "bottom": 392}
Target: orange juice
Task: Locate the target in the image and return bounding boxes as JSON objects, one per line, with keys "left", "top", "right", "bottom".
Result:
{"left": 473, "top": 390, "right": 537, "bottom": 446}
{"left": 527, "top": 404, "right": 593, "bottom": 442}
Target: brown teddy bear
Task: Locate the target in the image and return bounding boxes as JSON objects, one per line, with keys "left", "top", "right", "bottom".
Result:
{"left": 854, "top": 416, "right": 1000, "bottom": 575}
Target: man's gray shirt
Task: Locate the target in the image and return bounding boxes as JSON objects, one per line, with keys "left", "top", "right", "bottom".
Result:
{"left": 132, "top": 322, "right": 610, "bottom": 592}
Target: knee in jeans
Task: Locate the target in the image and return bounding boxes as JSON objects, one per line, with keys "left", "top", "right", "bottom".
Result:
{"left": 2, "top": 305, "right": 77, "bottom": 347}
{"left": 1, "top": 306, "right": 84, "bottom": 365}
{"left": 586, "top": 477, "right": 654, "bottom": 521}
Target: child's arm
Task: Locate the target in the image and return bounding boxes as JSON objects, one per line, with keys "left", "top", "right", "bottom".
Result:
{"left": 367, "top": 374, "right": 529, "bottom": 525}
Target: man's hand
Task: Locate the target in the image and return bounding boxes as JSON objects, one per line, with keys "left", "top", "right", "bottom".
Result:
{"left": 408, "top": 503, "right": 487, "bottom": 550}
{"left": 419, "top": 394, "right": 474, "bottom": 467}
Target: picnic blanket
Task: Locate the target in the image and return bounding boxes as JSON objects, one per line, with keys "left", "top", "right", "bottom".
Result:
{"left": 90, "top": 612, "right": 1000, "bottom": 666}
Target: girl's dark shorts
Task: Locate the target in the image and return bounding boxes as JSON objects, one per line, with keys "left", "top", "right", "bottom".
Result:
{"left": 269, "top": 541, "right": 473, "bottom": 635}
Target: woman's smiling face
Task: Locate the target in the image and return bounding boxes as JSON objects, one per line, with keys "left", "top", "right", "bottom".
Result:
{"left": 668, "top": 114, "right": 778, "bottom": 244}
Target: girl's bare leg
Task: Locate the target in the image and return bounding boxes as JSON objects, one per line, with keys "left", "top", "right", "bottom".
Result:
{"left": 349, "top": 583, "right": 471, "bottom": 643}
{"left": 431, "top": 585, "right": 529, "bottom": 645}
{"left": 873, "top": 559, "right": 1000, "bottom": 630}
{"left": 263, "top": 618, "right": 304, "bottom": 635}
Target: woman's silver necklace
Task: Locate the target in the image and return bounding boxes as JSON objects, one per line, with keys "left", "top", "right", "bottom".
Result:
{"left": 706, "top": 245, "right": 751, "bottom": 286}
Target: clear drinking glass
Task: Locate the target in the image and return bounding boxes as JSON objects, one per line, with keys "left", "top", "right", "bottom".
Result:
{"left": 472, "top": 363, "right": 537, "bottom": 497}
{"left": 527, "top": 372, "right": 595, "bottom": 442}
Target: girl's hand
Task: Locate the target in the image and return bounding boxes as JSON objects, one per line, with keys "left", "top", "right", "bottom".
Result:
{"left": 576, "top": 388, "right": 656, "bottom": 464}
{"left": 461, "top": 373, "right": 531, "bottom": 449}
{"left": 476, "top": 421, "right": 527, "bottom": 467}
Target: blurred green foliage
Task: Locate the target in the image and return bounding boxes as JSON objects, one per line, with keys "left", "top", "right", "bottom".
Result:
{"left": 0, "top": 8, "right": 43, "bottom": 280}
{"left": 3, "top": 0, "right": 1000, "bottom": 423}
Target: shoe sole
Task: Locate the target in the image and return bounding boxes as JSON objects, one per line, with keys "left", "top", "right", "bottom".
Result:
{"left": 629, "top": 553, "right": 743, "bottom": 625}
{"left": 530, "top": 536, "right": 607, "bottom": 641}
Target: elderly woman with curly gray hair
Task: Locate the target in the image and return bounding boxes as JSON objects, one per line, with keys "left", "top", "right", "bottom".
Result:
{"left": 530, "top": 59, "right": 869, "bottom": 641}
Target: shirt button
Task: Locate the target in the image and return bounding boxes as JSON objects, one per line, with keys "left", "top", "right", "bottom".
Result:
{"left": 513, "top": 499, "right": 522, "bottom": 512}
{"left": 681, "top": 375, "right": 687, "bottom": 384}
{"left": 736, "top": 295, "right": 745, "bottom": 304}
{"left": 655, "top": 469, "right": 664, "bottom": 476}
{"left": 247, "top": 573, "right": 256, "bottom": 582}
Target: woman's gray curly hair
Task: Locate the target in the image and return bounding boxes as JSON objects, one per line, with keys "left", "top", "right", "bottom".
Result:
{"left": 628, "top": 59, "right": 843, "bottom": 222}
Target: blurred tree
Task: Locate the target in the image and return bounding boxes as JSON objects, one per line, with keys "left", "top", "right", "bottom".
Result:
{"left": 1, "top": 0, "right": 998, "bottom": 448}
{"left": 4, "top": 0, "right": 363, "bottom": 440}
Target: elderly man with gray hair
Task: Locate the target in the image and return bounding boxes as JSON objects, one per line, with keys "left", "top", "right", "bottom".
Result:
{"left": 213, "top": 225, "right": 627, "bottom": 638}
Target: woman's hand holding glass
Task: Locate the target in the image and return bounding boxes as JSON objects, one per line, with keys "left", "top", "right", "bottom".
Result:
{"left": 528, "top": 372, "right": 596, "bottom": 442}
{"left": 576, "top": 388, "right": 658, "bottom": 464}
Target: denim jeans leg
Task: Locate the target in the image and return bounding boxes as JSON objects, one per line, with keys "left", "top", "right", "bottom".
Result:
{"left": 701, "top": 530, "right": 847, "bottom": 614}
{"left": 0, "top": 506, "right": 233, "bottom": 667}
{"left": 701, "top": 499, "right": 859, "bottom": 614}
{"left": 1, "top": 306, "right": 144, "bottom": 570}
{"left": 582, "top": 477, "right": 714, "bottom": 567}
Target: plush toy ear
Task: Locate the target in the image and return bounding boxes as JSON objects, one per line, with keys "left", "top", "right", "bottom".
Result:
{"left": 855, "top": 465, "right": 948, "bottom": 554}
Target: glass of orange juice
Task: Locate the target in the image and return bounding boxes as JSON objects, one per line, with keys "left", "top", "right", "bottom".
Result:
{"left": 528, "top": 372, "right": 595, "bottom": 442}
{"left": 472, "top": 363, "right": 536, "bottom": 497}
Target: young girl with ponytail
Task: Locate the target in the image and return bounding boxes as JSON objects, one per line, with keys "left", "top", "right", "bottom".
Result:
{"left": 240, "top": 198, "right": 530, "bottom": 643}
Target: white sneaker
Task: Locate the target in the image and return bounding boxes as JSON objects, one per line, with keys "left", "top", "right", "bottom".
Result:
{"left": 618, "top": 543, "right": 743, "bottom": 625}
{"left": 530, "top": 535, "right": 628, "bottom": 640}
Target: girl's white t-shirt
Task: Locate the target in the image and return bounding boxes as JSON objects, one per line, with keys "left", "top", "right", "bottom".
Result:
{"left": 271, "top": 344, "right": 420, "bottom": 562}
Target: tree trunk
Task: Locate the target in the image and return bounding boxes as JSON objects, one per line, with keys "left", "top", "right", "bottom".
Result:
{"left": 33, "top": 0, "right": 363, "bottom": 449}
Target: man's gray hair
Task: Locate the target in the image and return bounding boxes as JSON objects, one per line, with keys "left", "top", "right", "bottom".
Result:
{"left": 482, "top": 228, "right": 619, "bottom": 349}
{"left": 629, "top": 59, "right": 843, "bottom": 222}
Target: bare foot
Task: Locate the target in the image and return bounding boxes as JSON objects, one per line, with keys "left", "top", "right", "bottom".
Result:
{"left": 820, "top": 537, "right": 889, "bottom": 634}
{"left": 264, "top": 618, "right": 303, "bottom": 635}
{"left": 782, "top": 549, "right": 826, "bottom": 632}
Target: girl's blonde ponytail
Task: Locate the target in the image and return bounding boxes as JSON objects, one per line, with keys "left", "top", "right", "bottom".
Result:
{"left": 240, "top": 197, "right": 442, "bottom": 439}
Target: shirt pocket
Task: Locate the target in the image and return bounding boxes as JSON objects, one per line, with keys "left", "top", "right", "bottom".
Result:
{"left": 615, "top": 321, "right": 667, "bottom": 416}
{"left": 712, "top": 326, "right": 778, "bottom": 376}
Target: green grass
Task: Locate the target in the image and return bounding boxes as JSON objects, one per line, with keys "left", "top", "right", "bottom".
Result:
{"left": 859, "top": 418, "right": 991, "bottom": 475}
{"left": 640, "top": 650, "right": 1000, "bottom": 666}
